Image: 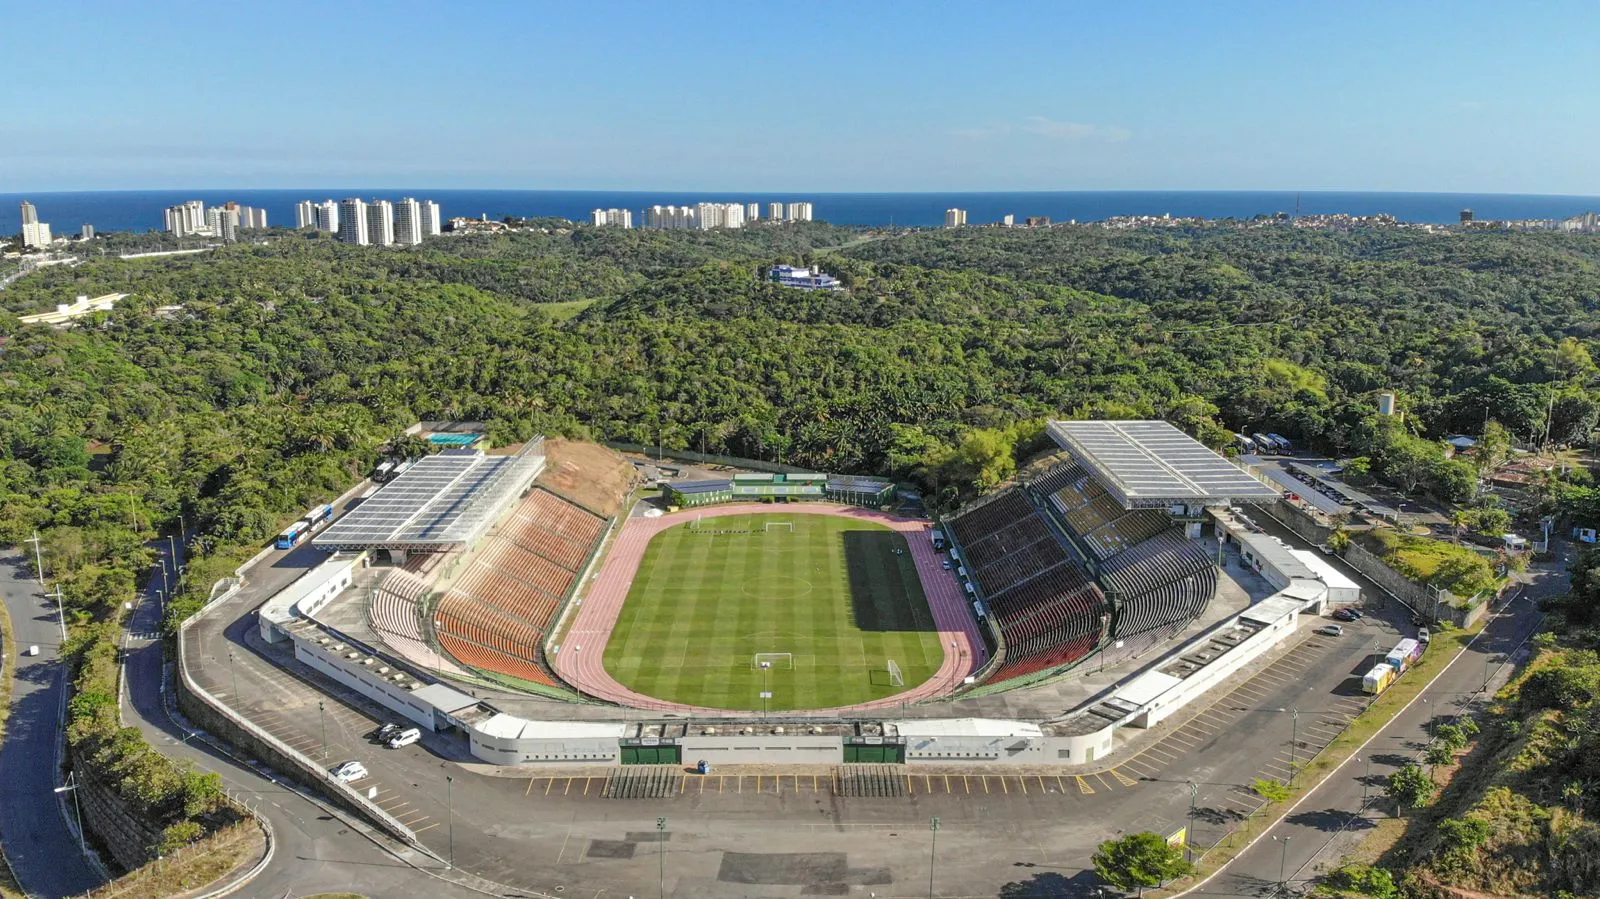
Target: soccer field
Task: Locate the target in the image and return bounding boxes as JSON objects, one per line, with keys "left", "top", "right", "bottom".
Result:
{"left": 602, "top": 512, "right": 944, "bottom": 710}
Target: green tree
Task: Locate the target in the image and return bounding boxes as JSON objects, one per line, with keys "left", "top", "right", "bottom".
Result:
{"left": 1252, "top": 777, "right": 1292, "bottom": 803}
{"left": 1385, "top": 763, "right": 1437, "bottom": 816}
{"left": 1476, "top": 419, "right": 1512, "bottom": 475}
{"left": 1425, "top": 741, "right": 1456, "bottom": 770}
{"left": 1437, "top": 816, "right": 1491, "bottom": 853}
{"left": 1092, "top": 832, "right": 1195, "bottom": 897}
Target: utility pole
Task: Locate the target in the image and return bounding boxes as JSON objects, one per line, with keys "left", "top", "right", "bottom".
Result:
{"left": 46, "top": 585, "right": 67, "bottom": 642}
{"left": 1274, "top": 834, "right": 1292, "bottom": 895}
{"left": 26, "top": 531, "right": 45, "bottom": 586}
{"left": 928, "top": 816, "right": 940, "bottom": 898}
{"left": 1288, "top": 708, "right": 1300, "bottom": 785}
{"left": 53, "top": 771, "right": 86, "bottom": 856}
{"left": 1186, "top": 781, "right": 1198, "bottom": 862}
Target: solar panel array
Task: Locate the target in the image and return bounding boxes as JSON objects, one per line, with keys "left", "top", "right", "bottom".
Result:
{"left": 314, "top": 448, "right": 543, "bottom": 549}
{"left": 825, "top": 474, "right": 894, "bottom": 492}
{"left": 1048, "top": 420, "right": 1281, "bottom": 508}
{"left": 671, "top": 479, "right": 733, "bottom": 495}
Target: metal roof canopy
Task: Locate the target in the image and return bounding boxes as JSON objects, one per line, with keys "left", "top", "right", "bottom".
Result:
{"left": 1048, "top": 420, "right": 1281, "bottom": 509}
{"left": 313, "top": 442, "right": 545, "bottom": 551}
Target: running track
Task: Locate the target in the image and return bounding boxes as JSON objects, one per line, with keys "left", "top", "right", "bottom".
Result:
{"left": 553, "top": 503, "right": 988, "bottom": 716}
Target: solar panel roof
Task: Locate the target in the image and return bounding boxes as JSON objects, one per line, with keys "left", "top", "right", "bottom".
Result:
{"left": 825, "top": 474, "right": 894, "bottom": 491}
{"left": 314, "top": 449, "right": 539, "bottom": 549}
{"left": 1048, "top": 420, "right": 1281, "bottom": 508}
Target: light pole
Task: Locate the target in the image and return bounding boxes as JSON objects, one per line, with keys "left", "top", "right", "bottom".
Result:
{"left": 46, "top": 585, "right": 67, "bottom": 642}
{"left": 1273, "top": 834, "right": 1292, "bottom": 895}
{"left": 1186, "top": 781, "right": 1198, "bottom": 862}
{"left": 760, "top": 661, "right": 771, "bottom": 717}
{"left": 657, "top": 816, "right": 666, "bottom": 899}
{"left": 1483, "top": 653, "right": 1494, "bottom": 693}
{"left": 928, "top": 816, "right": 940, "bottom": 898}
{"left": 1422, "top": 698, "right": 1433, "bottom": 741}
{"left": 53, "top": 771, "right": 86, "bottom": 856}
{"left": 1360, "top": 756, "right": 1371, "bottom": 807}
{"left": 228, "top": 650, "right": 240, "bottom": 705}
{"left": 317, "top": 700, "right": 328, "bottom": 759}
{"left": 1288, "top": 708, "right": 1300, "bottom": 785}
{"left": 447, "top": 775, "right": 456, "bottom": 869}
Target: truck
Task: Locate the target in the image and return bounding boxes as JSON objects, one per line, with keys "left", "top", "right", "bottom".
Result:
{"left": 931, "top": 529, "right": 946, "bottom": 552}
{"left": 275, "top": 520, "right": 311, "bottom": 550}
{"left": 1362, "top": 664, "right": 1396, "bottom": 695}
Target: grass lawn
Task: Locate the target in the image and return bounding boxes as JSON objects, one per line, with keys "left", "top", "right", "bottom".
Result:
{"left": 603, "top": 512, "right": 943, "bottom": 710}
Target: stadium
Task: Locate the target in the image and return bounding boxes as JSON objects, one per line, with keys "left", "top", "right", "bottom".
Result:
{"left": 265, "top": 419, "right": 1322, "bottom": 766}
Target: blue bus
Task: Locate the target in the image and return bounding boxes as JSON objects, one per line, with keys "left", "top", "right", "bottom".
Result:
{"left": 276, "top": 520, "right": 311, "bottom": 550}
{"left": 304, "top": 503, "right": 335, "bottom": 527}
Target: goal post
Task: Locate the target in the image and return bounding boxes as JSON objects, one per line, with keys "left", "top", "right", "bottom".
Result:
{"left": 763, "top": 521, "right": 794, "bottom": 534}
{"left": 886, "top": 659, "right": 905, "bottom": 687}
{"left": 752, "top": 652, "right": 794, "bottom": 670}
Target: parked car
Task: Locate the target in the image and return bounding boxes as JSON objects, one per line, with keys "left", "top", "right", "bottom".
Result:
{"left": 1418, "top": 627, "right": 1431, "bottom": 644}
{"left": 1332, "top": 608, "right": 1359, "bottom": 622}
{"left": 1316, "top": 624, "right": 1345, "bottom": 637}
{"left": 1411, "top": 614, "right": 1426, "bottom": 627}
{"left": 371, "top": 723, "right": 402, "bottom": 743}
{"left": 386, "top": 727, "right": 422, "bottom": 749}
{"left": 330, "top": 760, "right": 368, "bottom": 783}
{"left": 940, "top": 559, "right": 952, "bottom": 571}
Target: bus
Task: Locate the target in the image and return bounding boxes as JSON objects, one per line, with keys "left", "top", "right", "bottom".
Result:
{"left": 303, "top": 503, "right": 335, "bottom": 528}
{"left": 275, "top": 520, "right": 311, "bottom": 550}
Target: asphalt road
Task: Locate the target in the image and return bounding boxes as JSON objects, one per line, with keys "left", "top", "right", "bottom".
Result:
{"left": 1192, "top": 543, "right": 1560, "bottom": 898}
{"left": 0, "top": 550, "right": 104, "bottom": 898}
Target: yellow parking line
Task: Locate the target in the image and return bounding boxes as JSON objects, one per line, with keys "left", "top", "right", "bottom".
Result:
{"left": 907, "top": 775, "right": 914, "bottom": 795}
{"left": 564, "top": 778, "right": 572, "bottom": 796}
{"left": 720, "top": 776, "right": 726, "bottom": 793}
{"left": 1038, "top": 775, "right": 1047, "bottom": 793}
{"left": 757, "top": 775, "right": 763, "bottom": 793}
{"left": 680, "top": 777, "right": 687, "bottom": 794}
{"left": 738, "top": 776, "right": 743, "bottom": 794}
{"left": 413, "top": 822, "right": 440, "bottom": 833}
{"left": 1093, "top": 773, "right": 1114, "bottom": 790}
{"left": 526, "top": 778, "right": 535, "bottom": 796}
{"left": 545, "top": 778, "right": 553, "bottom": 796}
{"left": 1111, "top": 768, "right": 1139, "bottom": 787}
{"left": 1056, "top": 775, "right": 1067, "bottom": 793}
{"left": 1017, "top": 777, "right": 1025, "bottom": 795}
{"left": 1122, "top": 759, "right": 1162, "bottom": 776}
{"left": 813, "top": 774, "right": 818, "bottom": 793}
{"left": 964, "top": 775, "right": 971, "bottom": 794}
{"left": 926, "top": 775, "right": 933, "bottom": 793}
{"left": 982, "top": 776, "right": 990, "bottom": 794}
{"left": 1165, "top": 733, "right": 1200, "bottom": 747}
{"left": 945, "top": 775, "right": 952, "bottom": 793}
{"left": 1076, "top": 776, "right": 1094, "bottom": 795}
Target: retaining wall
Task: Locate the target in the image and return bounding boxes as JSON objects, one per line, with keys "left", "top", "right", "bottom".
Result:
{"left": 70, "top": 748, "right": 167, "bottom": 871}
{"left": 1268, "top": 500, "right": 1335, "bottom": 545}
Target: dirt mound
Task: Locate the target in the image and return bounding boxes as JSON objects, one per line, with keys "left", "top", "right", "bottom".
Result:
{"left": 535, "top": 438, "right": 638, "bottom": 518}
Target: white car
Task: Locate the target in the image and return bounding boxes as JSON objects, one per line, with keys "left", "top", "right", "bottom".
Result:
{"left": 1315, "top": 624, "right": 1344, "bottom": 637}
{"left": 386, "top": 727, "right": 422, "bottom": 749}
{"left": 330, "top": 760, "right": 369, "bottom": 783}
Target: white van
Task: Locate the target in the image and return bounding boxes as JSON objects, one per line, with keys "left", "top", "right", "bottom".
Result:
{"left": 386, "top": 727, "right": 422, "bottom": 749}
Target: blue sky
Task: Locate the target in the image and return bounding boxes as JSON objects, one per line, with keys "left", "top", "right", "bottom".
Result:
{"left": 5, "top": 1, "right": 1597, "bottom": 193}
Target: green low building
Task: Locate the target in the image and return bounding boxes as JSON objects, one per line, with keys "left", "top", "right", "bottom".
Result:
{"left": 664, "top": 471, "right": 894, "bottom": 508}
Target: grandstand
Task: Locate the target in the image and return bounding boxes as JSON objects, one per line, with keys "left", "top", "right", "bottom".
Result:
{"left": 945, "top": 420, "right": 1280, "bottom": 690}
{"left": 314, "top": 440, "right": 547, "bottom": 556}
{"left": 430, "top": 488, "right": 607, "bottom": 688}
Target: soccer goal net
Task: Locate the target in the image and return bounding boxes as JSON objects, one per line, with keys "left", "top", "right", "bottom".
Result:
{"left": 886, "top": 659, "right": 905, "bottom": 687}
{"left": 752, "top": 652, "right": 794, "bottom": 670}
{"left": 763, "top": 521, "right": 794, "bottom": 534}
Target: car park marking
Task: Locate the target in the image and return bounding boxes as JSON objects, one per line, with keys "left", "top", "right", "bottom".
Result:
{"left": 1111, "top": 768, "right": 1139, "bottom": 787}
{"left": 1075, "top": 776, "right": 1094, "bottom": 795}
{"left": 412, "top": 822, "right": 440, "bottom": 833}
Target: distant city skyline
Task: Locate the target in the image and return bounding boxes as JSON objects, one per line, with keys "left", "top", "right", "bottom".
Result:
{"left": 5, "top": 2, "right": 1599, "bottom": 195}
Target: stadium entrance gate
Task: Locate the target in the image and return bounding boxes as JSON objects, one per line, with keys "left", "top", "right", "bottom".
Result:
{"left": 620, "top": 745, "right": 683, "bottom": 765}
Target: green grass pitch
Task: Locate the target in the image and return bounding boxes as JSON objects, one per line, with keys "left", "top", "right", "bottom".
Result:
{"left": 603, "top": 512, "right": 944, "bottom": 710}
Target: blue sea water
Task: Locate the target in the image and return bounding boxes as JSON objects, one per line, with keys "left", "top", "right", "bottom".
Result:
{"left": 4, "top": 189, "right": 1599, "bottom": 235}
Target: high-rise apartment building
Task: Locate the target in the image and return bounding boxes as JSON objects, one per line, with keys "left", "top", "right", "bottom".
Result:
{"left": 208, "top": 205, "right": 238, "bottom": 242}
{"left": 296, "top": 201, "right": 316, "bottom": 229}
{"left": 164, "top": 200, "right": 209, "bottom": 237}
{"left": 944, "top": 208, "right": 968, "bottom": 228}
{"left": 314, "top": 200, "right": 339, "bottom": 233}
{"left": 338, "top": 198, "right": 369, "bottom": 245}
{"left": 785, "top": 202, "right": 813, "bottom": 222}
{"left": 420, "top": 201, "right": 441, "bottom": 236}
{"left": 394, "top": 198, "right": 424, "bottom": 245}
{"left": 81, "top": 224, "right": 94, "bottom": 240}
{"left": 19, "top": 201, "right": 52, "bottom": 247}
{"left": 237, "top": 206, "right": 267, "bottom": 229}
{"left": 591, "top": 208, "right": 633, "bottom": 228}
{"left": 365, "top": 200, "right": 395, "bottom": 246}
{"left": 747, "top": 202, "right": 760, "bottom": 221}
{"left": 1002, "top": 214, "right": 1015, "bottom": 227}
{"left": 647, "top": 205, "right": 697, "bottom": 229}
{"left": 20, "top": 201, "right": 38, "bottom": 225}
{"left": 768, "top": 202, "right": 784, "bottom": 221}
{"left": 695, "top": 202, "right": 744, "bottom": 229}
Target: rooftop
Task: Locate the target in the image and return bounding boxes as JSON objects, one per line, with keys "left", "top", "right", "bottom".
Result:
{"left": 313, "top": 442, "right": 545, "bottom": 551}
{"left": 1048, "top": 420, "right": 1282, "bottom": 508}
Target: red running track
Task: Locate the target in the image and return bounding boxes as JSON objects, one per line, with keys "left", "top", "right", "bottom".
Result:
{"left": 552, "top": 503, "right": 988, "bottom": 716}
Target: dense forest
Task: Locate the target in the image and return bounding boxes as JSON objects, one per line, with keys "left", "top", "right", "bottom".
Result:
{"left": 4, "top": 220, "right": 1600, "bottom": 867}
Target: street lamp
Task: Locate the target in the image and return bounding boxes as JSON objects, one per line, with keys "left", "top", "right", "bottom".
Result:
{"left": 446, "top": 775, "right": 456, "bottom": 869}
{"left": 1360, "top": 756, "right": 1371, "bottom": 807}
{"left": 657, "top": 816, "right": 667, "bottom": 899}
{"left": 317, "top": 700, "right": 327, "bottom": 760}
{"left": 1186, "top": 781, "right": 1198, "bottom": 862}
{"left": 227, "top": 649, "right": 240, "bottom": 704}
{"left": 1288, "top": 708, "right": 1300, "bottom": 785}
{"left": 760, "top": 661, "right": 772, "bottom": 717}
{"left": 53, "top": 771, "right": 86, "bottom": 856}
{"left": 929, "top": 816, "right": 940, "bottom": 899}
{"left": 1273, "top": 834, "right": 1292, "bottom": 894}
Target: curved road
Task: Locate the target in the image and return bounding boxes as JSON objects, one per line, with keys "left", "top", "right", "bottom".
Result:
{"left": 556, "top": 502, "right": 987, "bottom": 713}
{"left": 0, "top": 550, "right": 104, "bottom": 898}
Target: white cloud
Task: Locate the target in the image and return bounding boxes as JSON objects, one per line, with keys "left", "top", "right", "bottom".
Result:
{"left": 951, "top": 117, "right": 1130, "bottom": 144}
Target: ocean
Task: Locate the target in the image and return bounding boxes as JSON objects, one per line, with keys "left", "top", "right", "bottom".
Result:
{"left": 4, "top": 189, "right": 1599, "bottom": 235}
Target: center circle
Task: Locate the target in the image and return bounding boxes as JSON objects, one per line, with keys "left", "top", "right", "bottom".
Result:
{"left": 742, "top": 574, "right": 814, "bottom": 600}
